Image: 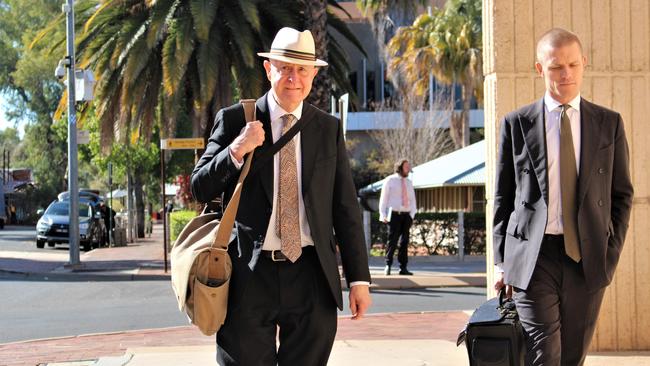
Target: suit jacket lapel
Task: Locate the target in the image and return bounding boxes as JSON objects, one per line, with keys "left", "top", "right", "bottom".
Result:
{"left": 521, "top": 98, "right": 549, "bottom": 204}
{"left": 577, "top": 98, "right": 601, "bottom": 206}
{"left": 300, "top": 103, "right": 319, "bottom": 196}
{"left": 255, "top": 94, "right": 274, "bottom": 205}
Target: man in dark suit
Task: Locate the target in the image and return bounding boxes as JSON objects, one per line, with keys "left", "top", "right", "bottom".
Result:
{"left": 191, "top": 27, "right": 371, "bottom": 366}
{"left": 493, "top": 28, "right": 633, "bottom": 365}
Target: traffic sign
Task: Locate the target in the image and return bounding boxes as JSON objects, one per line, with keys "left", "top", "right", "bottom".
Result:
{"left": 160, "top": 138, "right": 205, "bottom": 150}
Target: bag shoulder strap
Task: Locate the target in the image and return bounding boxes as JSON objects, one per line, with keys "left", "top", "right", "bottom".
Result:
{"left": 247, "top": 113, "right": 310, "bottom": 177}
{"left": 211, "top": 99, "right": 257, "bottom": 248}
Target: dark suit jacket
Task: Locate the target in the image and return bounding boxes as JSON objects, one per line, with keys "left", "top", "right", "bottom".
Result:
{"left": 493, "top": 97, "right": 633, "bottom": 292}
{"left": 191, "top": 94, "right": 371, "bottom": 309}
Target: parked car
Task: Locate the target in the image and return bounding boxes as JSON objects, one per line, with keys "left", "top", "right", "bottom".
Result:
{"left": 36, "top": 201, "right": 105, "bottom": 251}
{"left": 57, "top": 190, "right": 103, "bottom": 207}
{"left": 57, "top": 192, "right": 107, "bottom": 246}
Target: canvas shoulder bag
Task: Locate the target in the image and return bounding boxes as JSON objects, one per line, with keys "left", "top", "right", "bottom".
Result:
{"left": 170, "top": 99, "right": 310, "bottom": 336}
{"left": 170, "top": 99, "right": 257, "bottom": 336}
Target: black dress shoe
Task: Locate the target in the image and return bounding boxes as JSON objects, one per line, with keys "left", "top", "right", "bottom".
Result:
{"left": 398, "top": 269, "right": 413, "bottom": 276}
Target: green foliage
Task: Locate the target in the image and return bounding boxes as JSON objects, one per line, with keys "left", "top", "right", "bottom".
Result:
{"left": 386, "top": 0, "right": 483, "bottom": 148}
{"left": 0, "top": 128, "right": 20, "bottom": 157}
{"left": 0, "top": 0, "right": 63, "bottom": 120}
{"left": 370, "top": 211, "right": 486, "bottom": 256}
{"left": 387, "top": 0, "right": 482, "bottom": 96}
{"left": 169, "top": 210, "right": 197, "bottom": 243}
{"left": 0, "top": 0, "right": 69, "bottom": 211}
{"left": 31, "top": 0, "right": 364, "bottom": 148}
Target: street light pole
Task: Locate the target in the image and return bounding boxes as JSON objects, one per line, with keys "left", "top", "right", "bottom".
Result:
{"left": 64, "top": 0, "right": 80, "bottom": 266}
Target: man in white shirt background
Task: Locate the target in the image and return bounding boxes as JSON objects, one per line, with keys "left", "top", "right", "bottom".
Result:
{"left": 379, "top": 159, "right": 417, "bottom": 276}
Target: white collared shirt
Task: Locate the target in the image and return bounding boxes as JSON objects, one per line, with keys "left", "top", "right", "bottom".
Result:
{"left": 229, "top": 93, "right": 314, "bottom": 249}
{"left": 378, "top": 173, "right": 417, "bottom": 221}
{"left": 261, "top": 92, "right": 315, "bottom": 250}
{"left": 544, "top": 92, "right": 581, "bottom": 235}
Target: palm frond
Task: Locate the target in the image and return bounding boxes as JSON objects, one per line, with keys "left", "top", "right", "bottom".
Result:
{"left": 238, "top": 0, "right": 261, "bottom": 31}
{"left": 189, "top": 0, "right": 218, "bottom": 42}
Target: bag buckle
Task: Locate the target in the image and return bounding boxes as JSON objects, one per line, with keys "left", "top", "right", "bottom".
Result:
{"left": 271, "top": 250, "right": 287, "bottom": 262}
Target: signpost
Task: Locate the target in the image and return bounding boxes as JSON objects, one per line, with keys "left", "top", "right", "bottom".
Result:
{"left": 159, "top": 138, "right": 205, "bottom": 272}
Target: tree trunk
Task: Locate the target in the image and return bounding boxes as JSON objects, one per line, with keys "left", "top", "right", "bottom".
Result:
{"left": 461, "top": 83, "right": 472, "bottom": 147}
{"left": 448, "top": 84, "right": 463, "bottom": 149}
{"left": 304, "top": 0, "right": 330, "bottom": 111}
{"left": 204, "top": 65, "right": 233, "bottom": 142}
{"left": 126, "top": 172, "right": 135, "bottom": 243}
{"left": 134, "top": 173, "right": 145, "bottom": 238}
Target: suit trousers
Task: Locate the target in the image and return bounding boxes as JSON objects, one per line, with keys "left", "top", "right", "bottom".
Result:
{"left": 513, "top": 235, "right": 606, "bottom": 366}
{"left": 385, "top": 212, "right": 412, "bottom": 268}
{"left": 216, "top": 246, "right": 337, "bottom": 366}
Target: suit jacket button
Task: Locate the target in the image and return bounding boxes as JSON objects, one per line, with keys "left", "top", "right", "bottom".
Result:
{"left": 598, "top": 200, "right": 604, "bottom": 206}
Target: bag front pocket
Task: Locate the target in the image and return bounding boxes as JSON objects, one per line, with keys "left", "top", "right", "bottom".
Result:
{"left": 192, "top": 276, "right": 230, "bottom": 336}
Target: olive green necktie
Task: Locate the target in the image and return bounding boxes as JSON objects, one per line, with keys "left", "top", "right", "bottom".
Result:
{"left": 276, "top": 114, "right": 302, "bottom": 262}
{"left": 560, "top": 105, "right": 581, "bottom": 262}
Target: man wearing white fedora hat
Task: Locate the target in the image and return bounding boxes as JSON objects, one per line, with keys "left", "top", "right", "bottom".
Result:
{"left": 192, "top": 27, "right": 372, "bottom": 365}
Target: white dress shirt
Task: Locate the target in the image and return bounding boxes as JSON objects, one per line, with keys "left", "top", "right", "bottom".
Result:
{"left": 544, "top": 92, "right": 581, "bottom": 235}
{"left": 378, "top": 173, "right": 417, "bottom": 221}
{"left": 230, "top": 93, "right": 314, "bottom": 249}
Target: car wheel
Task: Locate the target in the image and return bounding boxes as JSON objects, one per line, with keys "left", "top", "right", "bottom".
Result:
{"left": 47, "top": 242, "right": 55, "bottom": 247}
{"left": 82, "top": 241, "right": 91, "bottom": 252}
{"left": 36, "top": 239, "right": 45, "bottom": 249}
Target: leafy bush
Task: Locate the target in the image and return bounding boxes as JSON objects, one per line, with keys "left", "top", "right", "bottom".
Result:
{"left": 169, "top": 210, "right": 197, "bottom": 244}
{"left": 370, "top": 211, "right": 486, "bottom": 256}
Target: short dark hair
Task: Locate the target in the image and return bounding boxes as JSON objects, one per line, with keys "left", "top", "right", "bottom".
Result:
{"left": 536, "top": 28, "right": 583, "bottom": 63}
{"left": 394, "top": 159, "right": 409, "bottom": 174}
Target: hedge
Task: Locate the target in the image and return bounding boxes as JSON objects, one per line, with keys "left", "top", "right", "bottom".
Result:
{"left": 370, "top": 211, "right": 486, "bottom": 255}
{"left": 169, "top": 210, "right": 197, "bottom": 244}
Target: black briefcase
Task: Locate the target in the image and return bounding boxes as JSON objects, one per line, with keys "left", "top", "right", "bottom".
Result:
{"left": 457, "top": 290, "right": 526, "bottom": 366}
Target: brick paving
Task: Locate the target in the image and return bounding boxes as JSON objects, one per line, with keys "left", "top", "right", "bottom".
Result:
{"left": 0, "top": 312, "right": 469, "bottom": 366}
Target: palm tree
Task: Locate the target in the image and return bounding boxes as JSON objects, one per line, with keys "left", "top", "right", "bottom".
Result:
{"left": 302, "top": 0, "right": 366, "bottom": 111}
{"left": 387, "top": 0, "right": 482, "bottom": 148}
{"left": 356, "top": 0, "right": 425, "bottom": 59}
{"left": 34, "top": 0, "right": 364, "bottom": 144}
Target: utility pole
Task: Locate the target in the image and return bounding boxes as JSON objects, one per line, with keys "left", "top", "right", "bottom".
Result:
{"left": 64, "top": 0, "right": 80, "bottom": 266}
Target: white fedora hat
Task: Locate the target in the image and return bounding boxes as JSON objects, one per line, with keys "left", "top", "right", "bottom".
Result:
{"left": 258, "top": 27, "right": 328, "bottom": 67}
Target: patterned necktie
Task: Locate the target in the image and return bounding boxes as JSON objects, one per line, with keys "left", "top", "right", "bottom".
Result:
{"left": 559, "top": 105, "right": 581, "bottom": 262}
{"left": 276, "top": 114, "right": 302, "bottom": 262}
{"left": 401, "top": 178, "right": 409, "bottom": 208}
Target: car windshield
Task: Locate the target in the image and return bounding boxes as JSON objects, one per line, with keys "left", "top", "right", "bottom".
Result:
{"left": 45, "top": 202, "right": 91, "bottom": 218}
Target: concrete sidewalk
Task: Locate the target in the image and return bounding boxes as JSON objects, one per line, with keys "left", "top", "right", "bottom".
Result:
{"left": 1, "top": 311, "right": 648, "bottom": 365}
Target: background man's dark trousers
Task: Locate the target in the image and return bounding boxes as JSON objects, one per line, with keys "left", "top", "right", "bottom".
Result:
{"left": 385, "top": 212, "right": 412, "bottom": 273}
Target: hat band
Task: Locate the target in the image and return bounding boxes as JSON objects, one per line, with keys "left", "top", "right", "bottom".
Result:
{"left": 270, "top": 48, "right": 316, "bottom": 62}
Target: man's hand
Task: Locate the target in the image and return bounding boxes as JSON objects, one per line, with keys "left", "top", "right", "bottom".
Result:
{"left": 230, "top": 121, "right": 265, "bottom": 161}
{"left": 381, "top": 219, "right": 388, "bottom": 224}
{"left": 494, "top": 271, "right": 512, "bottom": 299}
{"left": 349, "top": 285, "right": 371, "bottom": 320}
